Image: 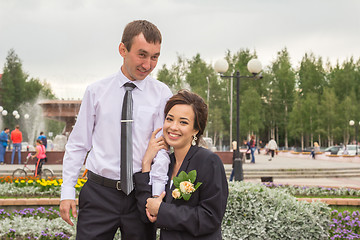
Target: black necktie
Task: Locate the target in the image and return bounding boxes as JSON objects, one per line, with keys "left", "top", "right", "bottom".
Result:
{"left": 121, "top": 82, "right": 136, "bottom": 195}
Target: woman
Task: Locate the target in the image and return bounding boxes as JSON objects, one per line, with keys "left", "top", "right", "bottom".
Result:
{"left": 247, "top": 135, "right": 256, "bottom": 163}
{"left": 134, "top": 90, "right": 228, "bottom": 239}
{"left": 31, "top": 139, "right": 46, "bottom": 177}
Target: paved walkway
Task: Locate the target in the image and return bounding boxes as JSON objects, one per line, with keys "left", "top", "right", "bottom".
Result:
{"left": 225, "top": 150, "right": 360, "bottom": 189}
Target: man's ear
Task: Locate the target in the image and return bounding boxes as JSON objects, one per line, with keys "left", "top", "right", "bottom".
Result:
{"left": 119, "top": 43, "right": 127, "bottom": 58}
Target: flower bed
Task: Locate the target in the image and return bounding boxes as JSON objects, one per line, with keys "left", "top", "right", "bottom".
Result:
{"left": 262, "top": 182, "right": 360, "bottom": 197}
{"left": 1, "top": 178, "right": 360, "bottom": 239}
{"left": 0, "top": 176, "right": 85, "bottom": 198}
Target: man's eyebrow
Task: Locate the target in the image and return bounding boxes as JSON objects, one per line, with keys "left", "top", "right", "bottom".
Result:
{"left": 139, "top": 49, "right": 160, "bottom": 56}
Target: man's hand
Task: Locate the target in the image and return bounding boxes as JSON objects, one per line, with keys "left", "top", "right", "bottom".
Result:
{"left": 146, "top": 191, "right": 166, "bottom": 217}
{"left": 60, "top": 199, "right": 77, "bottom": 226}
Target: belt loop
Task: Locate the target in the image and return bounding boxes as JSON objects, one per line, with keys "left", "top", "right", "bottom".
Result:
{"left": 116, "top": 181, "right": 121, "bottom": 190}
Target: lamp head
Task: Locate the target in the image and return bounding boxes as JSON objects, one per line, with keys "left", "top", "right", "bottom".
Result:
{"left": 247, "top": 59, "right": 262, "bottom": 74}
{"left": 214, "top": 59, "right": 229, "bottom": 74}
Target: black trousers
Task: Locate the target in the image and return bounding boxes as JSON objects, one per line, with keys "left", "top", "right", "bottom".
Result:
{"left": 76, "top": 178, "right": 156, "bottom": 240}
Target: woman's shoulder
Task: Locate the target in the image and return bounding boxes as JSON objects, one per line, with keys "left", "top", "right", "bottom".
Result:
{"left": 194, "top": 146, "right": 222, "bottom": 164}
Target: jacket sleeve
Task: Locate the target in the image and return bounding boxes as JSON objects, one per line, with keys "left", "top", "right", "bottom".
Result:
{"left": 134, "top": 171, "right": 153, "bottom": 223}
{"left": 155, "top": 153, "right": 229, "bottom": 237}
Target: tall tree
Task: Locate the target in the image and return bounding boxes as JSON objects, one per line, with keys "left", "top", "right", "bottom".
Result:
{"left": 269, "top": 48, "right": 296, "bottom": 148}
{"left": 298, "top": 53, "right": 327, "bottom": 96}
{"left": 1, "top": 49, "right": 56, "bottom": 130}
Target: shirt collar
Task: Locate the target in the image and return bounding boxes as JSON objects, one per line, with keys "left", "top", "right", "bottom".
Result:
{"left": 118, "top": 68, "right": 146, "bottom": 91}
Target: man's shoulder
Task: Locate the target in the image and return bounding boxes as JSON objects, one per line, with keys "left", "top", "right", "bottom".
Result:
{"left": 145, "top": 76, "right": 172, "bottom": 98}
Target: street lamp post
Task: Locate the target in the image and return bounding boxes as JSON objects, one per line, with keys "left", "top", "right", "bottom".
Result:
{"left": 214, "top": 58, "right": 262, "bottom": 181}
{"left": 349, "top": 120, "right": 360, "bottom": 155}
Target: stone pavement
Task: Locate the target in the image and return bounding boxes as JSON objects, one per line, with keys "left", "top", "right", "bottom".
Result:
{"left": 225, "top": 151, "right": 360, "bottom": 189}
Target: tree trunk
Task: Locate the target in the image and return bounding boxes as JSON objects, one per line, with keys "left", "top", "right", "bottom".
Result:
{"left": 301, "top": 133, "right": 304, "bottom": 151}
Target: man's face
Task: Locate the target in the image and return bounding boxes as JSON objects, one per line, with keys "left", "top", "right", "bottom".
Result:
{"left": 119, "top": 33, "right": 161, "bottom": 81}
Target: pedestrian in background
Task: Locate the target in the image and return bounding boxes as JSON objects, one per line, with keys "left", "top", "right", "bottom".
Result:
{"left": 37, "top": 132, "right": 47, "bottom": 149}
{"left": 11, "top": 125, "right": 22, "bottom": 164}
{"left": 0, "top": 128, "right": 10, "bottom": 164}
{"left": 268, "top": 138, "right": 278, "bottom": 161}
{"left": 31, "top": 139, "right": 46, "bottom": 177}
{"left": 247, "top": 135, "right": 256, "bottom": 164}
{"left": 229, "top": 141, "right": 237, "bottom": 181}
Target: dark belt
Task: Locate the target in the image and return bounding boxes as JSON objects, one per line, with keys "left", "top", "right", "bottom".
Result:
{"left": 88, "top": 171, "right": 122, "bottom": 190}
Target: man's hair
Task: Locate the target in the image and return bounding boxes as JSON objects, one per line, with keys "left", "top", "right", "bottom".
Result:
{"left": 15, "top": 125, "right": 19, "bottom": 129}
{"left": 40, "top": 132, "right": 44, "bottom": 135}
{"left": 164, "top": 90, "right": 208, "bottom": 145}
{"left": 121, "top": 20, "right": 162, "bottom": 51}
{"left": 4, "top": 128, "right": 9, "bottom": 131}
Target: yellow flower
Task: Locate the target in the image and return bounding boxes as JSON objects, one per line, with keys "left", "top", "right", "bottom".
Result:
{"left": 179, "top": 181, "right": 195, "bottom": 194}
{"left": 28, "top": 180, "right": 33, "bottom": 184}
{"left": 172, "top": 189, "right": 181, "bottom": 199}
{"left": 20, "top": 180, "right": 25, "bottom": 183}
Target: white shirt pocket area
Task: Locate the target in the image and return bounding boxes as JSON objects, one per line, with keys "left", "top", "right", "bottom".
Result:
{"left": 133, "top": 105, "right": 160, "bottom": 139}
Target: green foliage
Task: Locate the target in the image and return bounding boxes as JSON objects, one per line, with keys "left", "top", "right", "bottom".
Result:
{"left": 222, "top": 182, "right": 331, "bottom": 239}
{"left": 1, "top": 49, "right": 56, "bottom": 128}
{"left": 156, "top": 48, "right": 360, "bottom": 148}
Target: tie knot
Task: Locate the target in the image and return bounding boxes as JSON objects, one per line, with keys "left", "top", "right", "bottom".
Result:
{"left": 124, "top": 82, "right": 136, "bottom": 91}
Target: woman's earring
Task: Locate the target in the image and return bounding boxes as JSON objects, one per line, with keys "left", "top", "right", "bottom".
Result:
{"left": 192, "top": 134, "right": 198, "bottom": 146}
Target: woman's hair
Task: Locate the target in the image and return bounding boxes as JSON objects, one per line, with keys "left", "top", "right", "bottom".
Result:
{"left": 36, "top": 139, "right": 42, "bottom": 145}
{"left": 121, "top": 20, "right": 162, "bottom": 51}
{"left": 164, "top": 90, "right": 208, "bottom": 145}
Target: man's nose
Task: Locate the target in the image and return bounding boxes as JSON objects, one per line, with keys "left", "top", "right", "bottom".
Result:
{"left": 141, "top": 58, "right": 151, "bottom": 71}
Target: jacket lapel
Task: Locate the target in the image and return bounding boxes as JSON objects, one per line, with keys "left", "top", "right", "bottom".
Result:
{"left": 165, "top": 146, "right": 199, "bottom": 203}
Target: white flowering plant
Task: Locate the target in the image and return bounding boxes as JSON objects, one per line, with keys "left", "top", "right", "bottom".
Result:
{"left": 172, "top": 170, "right": 202, "bottom": 201}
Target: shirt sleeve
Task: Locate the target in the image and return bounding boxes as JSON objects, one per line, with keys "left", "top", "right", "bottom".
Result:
{"left": 149, "top": 87, "right": 172, "bottom": 196}
{"left": 61, "top": 87, "right": 95, "bottom": 200}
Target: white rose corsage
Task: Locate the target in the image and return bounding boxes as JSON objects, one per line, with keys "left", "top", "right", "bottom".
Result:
{"left": 172, "top": 170, "right": 202, "bottom": 201}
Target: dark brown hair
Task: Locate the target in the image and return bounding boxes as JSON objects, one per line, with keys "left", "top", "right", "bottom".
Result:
{"left": 121, "top": 20, "right": 162, "bottom": 51}
{"left": 164, "top": 90, "right": 208, "bottom": 145}
{"left": 36, "top": 139, "right": 42, "bottom": 145}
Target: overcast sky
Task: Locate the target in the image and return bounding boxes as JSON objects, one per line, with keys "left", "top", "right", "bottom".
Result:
{"left": 1, "top": 0, "right": 359, "bottom": 99}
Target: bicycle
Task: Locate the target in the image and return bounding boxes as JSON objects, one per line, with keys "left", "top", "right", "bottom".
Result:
{"left": 12, "top": 154, "right": 54, "bottom": 179}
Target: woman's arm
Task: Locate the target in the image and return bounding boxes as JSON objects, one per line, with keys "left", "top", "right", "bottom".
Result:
{"left": 32, "top": 147, "right": 40, "bottom": 159}
{"left": 154, "top": 153, "right": 229, "bottom": 237}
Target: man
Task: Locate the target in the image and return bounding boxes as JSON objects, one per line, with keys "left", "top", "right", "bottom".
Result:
{"left": 60, "top": 20, "right": 172, "bottom": 240}
{"left": 11, "top": 125, "right": 23, "bottom": 164}
{"left": 37, "top": 132, "right": 47, "bottom": 149}
{"left": 0, "top": 128, "right": 10, "bottom": 164}
{"left": 268, "top": 138, "right": 278, "bottom": 161}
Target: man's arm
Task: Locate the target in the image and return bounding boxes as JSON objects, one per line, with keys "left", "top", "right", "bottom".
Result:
{"left": 149, "top": 87, "right": 172, "bottom": 196}
{"left": 60, "top": 86, "right": 95, "bottom": 225}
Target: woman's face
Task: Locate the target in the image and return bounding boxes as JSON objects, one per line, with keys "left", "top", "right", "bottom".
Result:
{"left": 163, "top": 104, "right": 198, "bottom": 151}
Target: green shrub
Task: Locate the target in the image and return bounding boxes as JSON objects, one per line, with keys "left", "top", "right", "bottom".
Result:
{"left": 222, "top": 182, "right": 331, "bottom": 239}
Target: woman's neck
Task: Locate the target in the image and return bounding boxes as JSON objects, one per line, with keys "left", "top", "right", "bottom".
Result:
{"left": 174, "top": 144, "right": 192, "bottom": 166}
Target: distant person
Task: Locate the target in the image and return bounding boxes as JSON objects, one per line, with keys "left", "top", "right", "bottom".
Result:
{"left": 31, "top": 139, "right": 46, "bottom": 177}
{"left": 0, "top": 128, "right": 10, "bottom": 165}
{"left": 37, "top": 132, "right": 47, "bottom": 149}
{"left": 310, "top": 142, "right": 320, "bottom": 159}
{"left": 229, "top": 141, "right": 237, "bottom": 181}
{"left": 267, "top": 138, "right": 278, "bottom": 161}
{"left": 258, "top": 140, "right": 263, "bottom": 154}
{"left": 247, "top": 135, "right": 256, "bottom": 163}
{"left": 11, "top": 125, "right": 23, "bottom": 164}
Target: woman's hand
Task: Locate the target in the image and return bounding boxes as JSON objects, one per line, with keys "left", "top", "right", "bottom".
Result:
{"left": 146, "top": 208, "right": 157, "bottom": 223}
{"left": 142, "top": 128, "right": 168, "bottom": 172}
{"left": 145, "top": 191, "right": 166, "bottom": 220}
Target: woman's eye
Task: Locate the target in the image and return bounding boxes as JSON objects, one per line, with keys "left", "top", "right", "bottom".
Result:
{"left": 166, "top": 117, "right": 173, "bottom": 121}
{"left": 180, "top": 121, "right": 188, "bottom": 125}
